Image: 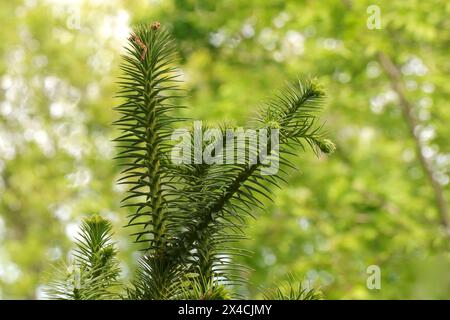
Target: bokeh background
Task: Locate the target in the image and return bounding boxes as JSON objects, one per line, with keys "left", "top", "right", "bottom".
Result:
{"left": 1, "top": 0, "right": 449, "bottom": 299}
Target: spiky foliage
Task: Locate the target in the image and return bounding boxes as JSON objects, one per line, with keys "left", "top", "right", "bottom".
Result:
{"left": 161, "top": 80, "right": 332, "bottom": 295}
{"left": 177, "top": 274, "right": 233, "bottom": 300}
{"left": 48, "top": 22, "right": 334, "bottom": 300}
{"left": 115, "top": 22, "right": 189, "bottom": 298}
{"left": 46, "top": 216, "right": 120, "bottom": 300}
{"left": 262, "top": 279, "right": 323, "bottom": 300}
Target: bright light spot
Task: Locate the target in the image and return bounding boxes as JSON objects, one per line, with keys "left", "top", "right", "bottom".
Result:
{"left": 405, "top": 80, "right": 417, "bottom": 91}
{"left": 53, "top": 204, "right": 72, "bottom": 221}
{"left": 418, "top": 126, "right": 436, "bottom": 142}
{"left": 370, "top": 89, "right": 398, "bottom": 114}
{"left": 66, "top": 168, "right": 92, "bottom": 188}
{"left": 54, "top": 123, "right": 88, "bottom": 160}
{"left": 336, "top": 72, "right": 351, "bottom": 83}
{"left": 228, "top": 36, "right": 241, "bottom": 48}
{"left": 418, "top": 97, "right": 433, "bottom": 109}
{"left": 360, "top": 127, "right": 375, "bottom": 143}
{"left": 401, "top": 56, "right": 428, "bottom": 76}
{"left": 52, "top": 28, "right": 74, "bottom": 44}
{"left": 46, "top": 246, "right": 62, "bottom": 261}
{"left": 33, "top": 55, "right": 48, "bottom": 68}
{"left": 435, "top": 174, "right": 449, "bottom": 186}
{"left": 262, "top": 248, "right": 276, "bottom": 266}
{"left": 94, "top": 134, "right": 113, "bottom": 159}
{"left": 88, "top": 50, "right": 114, "bottom": 74}
{"left": 421, "top": 145, "right": 436, "bottom": 159}
{"left": 24, "top": 128, "right": 54, "bottom": 156}
{"left": 86, "top": 83, "right": 100, "bottom": 100}
{"left": 402, "top": 149, "right": 415, "bottom": 162}
{"left": 35, "top": 285, "right": 49, "bottom": 300}
{"left": 44, "top": 76, "right": 60, "bottom": 97}
{"left": 241, "top": 23, "right": 255, "bottom": 38}
{"left": 273, "top": 12, "right": 290, "bottom": 29}
{"left": 370, "top": 96, "right": 385, "bottom": 114}
{"left": 418, "top": 110, "right": 430, "bottom": 121}
{"left": 113, "top": 179, "right": 127, "bottom": 193}
{"left": 366, "top": 61, "right": 381, "bottom": 78}
{"left": 435, "top": 154, "right": 450, "bottom": 167}
{"left": 0, "top": 102, "right": 12, "bottom": 116}
{"left": 119, "top": 262, "right": 129, "bottom": 279}
{"left": 273, "top": 51, "right": 284, "bottom": 62}
{"left": 1, "top": 75, "right": 13, "bottom": 90}
{"left": 99, "top": 10, "right": 130, "bottom": 41}
{"left": 209, "top": 30, "right": 226, "bottom": 48}
{"left": 322, "top": 38, "right": 343, "bottom": 50}
{"left": 306, "top": 269, "right": 318, "bottom": 281}
{"left": 65, "top": 222, "right": 80, "bottom": 241}
{"left": 303, "top": 243, "right": 314, "bottom": 255}
{"left": 298, "top": 217, "right": 310, "bottom": 230}
{"left": 422, "top": 83, "right": 435, "bottom": 93}
{"left": 259, "top": 28, "right": 277, "bottom": 51}
{"left": 0, "top": 259, "right": 21, "bottom": 284}
{"left": 50, "top": 102, "right": 65, "bottom": 118}
{"left": 0, "top": 131, "right": 17, "bottom": 160}
{"left": 283, "top": 30, "right": 304, "bottom": 56}
{"left": 25, "top": 0, "right": 37, "bottom": 8}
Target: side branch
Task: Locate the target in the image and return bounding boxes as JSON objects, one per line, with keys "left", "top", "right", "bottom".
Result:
{"left": 377, "top": 52, "right": 449, "bottom": 237}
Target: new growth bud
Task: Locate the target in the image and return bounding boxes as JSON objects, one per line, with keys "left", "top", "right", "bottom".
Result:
{"left": 318, "top": 138, "right": 336, "bottom": 154}
{"left": 151, "top": 21, "right": 161, "bottom": 30}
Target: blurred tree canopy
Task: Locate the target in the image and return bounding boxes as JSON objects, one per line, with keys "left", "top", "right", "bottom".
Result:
{"left": 0, "top": 0, "right": 449, "bottom": 299}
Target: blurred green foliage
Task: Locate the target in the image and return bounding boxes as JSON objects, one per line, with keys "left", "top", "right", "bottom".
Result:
{"left": 0, "top": 0, "right": 449, "bottom": 299}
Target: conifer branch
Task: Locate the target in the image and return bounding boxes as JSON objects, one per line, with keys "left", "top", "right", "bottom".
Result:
{"left": 49, "top": 22, "right": 334, "bottom": 300}
{"left": 46, "top": 216, "right": 120, "bottom": 300}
